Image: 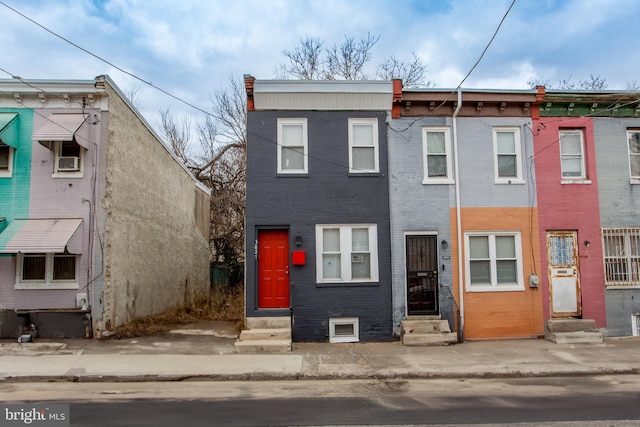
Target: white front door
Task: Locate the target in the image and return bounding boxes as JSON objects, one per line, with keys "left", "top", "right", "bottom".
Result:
{"left": 547, "top": 231, "right": 582, "bottom": 317}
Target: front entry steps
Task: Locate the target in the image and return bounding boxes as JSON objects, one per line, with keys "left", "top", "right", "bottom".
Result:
{"left": 545, "top": 318, "right": 603, "bottom": 344}
{"left": 234, "top": 317, "right": 292, "bottom": 353}
{"left": 400, "top": 316, "right": 458, "bottom": 346}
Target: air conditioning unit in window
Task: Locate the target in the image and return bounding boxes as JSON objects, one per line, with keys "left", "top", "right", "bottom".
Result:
{"left": 57, "top": 156, "right": 79, "bottom": 171}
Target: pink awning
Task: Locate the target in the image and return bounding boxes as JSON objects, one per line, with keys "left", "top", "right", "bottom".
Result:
{"left": 0, "top": 218, "right": 83, "bottom": 254}
{"left": 32, "top": 114, "right": 90, "bottom": 149}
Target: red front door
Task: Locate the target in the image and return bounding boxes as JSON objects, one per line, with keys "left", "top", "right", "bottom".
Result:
{"left": 258, "top": 229, "right": 290, "bottom": 308}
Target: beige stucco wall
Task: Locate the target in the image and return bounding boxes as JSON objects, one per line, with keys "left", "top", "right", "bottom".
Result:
{"left": 97, "top": 81, "right": 210, "bottom": 333}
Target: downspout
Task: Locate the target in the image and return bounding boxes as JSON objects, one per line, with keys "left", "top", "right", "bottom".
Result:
{"left": 452, "top": 90, "right": 464, "bottom": 341}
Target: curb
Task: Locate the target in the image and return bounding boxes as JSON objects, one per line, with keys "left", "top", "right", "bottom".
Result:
{"left": 2, "top": 367, "right": 639, "bottom": 383}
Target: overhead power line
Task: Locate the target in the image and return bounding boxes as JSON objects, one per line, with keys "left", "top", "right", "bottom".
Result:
{"left": 0, "top": 1, "right": 214, "bottom": 117}
{"left": 433, "top": 0, "right": 517, "bottom": 112}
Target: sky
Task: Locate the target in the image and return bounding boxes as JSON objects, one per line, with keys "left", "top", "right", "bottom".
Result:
{"left": 1, "top": 0, "right": 639, "bottom": 132}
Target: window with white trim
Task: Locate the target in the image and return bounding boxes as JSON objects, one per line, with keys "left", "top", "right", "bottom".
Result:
{"left": 0, "top": 142, "right": 12, "bottom": 177}
{"left": 329, "top": 317, "right": 359, "bottom": 343}
{"left": 277, "top": 118, "right": 308, "bottom": 174}
{"left": 627, "top": 130, "right": 640, "bottom": 181}
{"left": 16, "top": 253, "right": 78, "bottom": 289}
{"left": 603, "top": 228, "right": 640, "bottom": 286}
{"left": 493, "top": 127, "right": 523, "bottom": 183}
{"left": 559, "top": 129, "right": 586, "bottom": 179}
{"left": 422, "top": 127, "right": 453, "bottom": 183}
{"left": 316, "top": 224, "right": 378, "bottom": 283}
{"left": 348, "top": 118, "right": 379, "bottom": 173}
{"left": 465, "top": 232, "right": 524, "bottom": 291}
{"left": 54, "top": 141, "right": 83, "bottom": 175}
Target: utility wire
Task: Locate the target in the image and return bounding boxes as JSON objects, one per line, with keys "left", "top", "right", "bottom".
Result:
{"left": 0, "top": 1, "right": 214, "bottom": 117}
{"left": 432, "top": 0, "right": 517, "bottom": 113}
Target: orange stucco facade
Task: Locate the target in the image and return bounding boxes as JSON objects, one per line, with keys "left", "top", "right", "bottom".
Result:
{"left": 450, "top": 207, "right": 544, "bottom": 339}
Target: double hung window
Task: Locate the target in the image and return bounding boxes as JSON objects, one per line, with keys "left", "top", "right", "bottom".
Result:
{"left": 277, "top": 118, "right": 308, "bottom": 174}
{"left": 16, "top": 253, "right": 78, "bottom": 289}
{"left": 0, "top": 143, "right": 12, "bottom": 177}
{"left": 422, "top": 127, "right": 453, "bottom": 183}
{"left": 348, "top": 118, "right": 379, "bottom": 173}
{"left": 465, "top": 232, "right": 524, "bottom": 291}
{"left": 559, "top": 129, "right": 586, "bottom": 179}
{"left": 493, "top": 127, "right": 523, "bottom": 183}
{"left": 316, "top": 224, "right": 378, "bottom": 283}
{"left": 603, "top": 228, "right": 640, "bottom": 286}
{"left": 54, "top": 141, "right": 83, "bottom": 175}
{"left": 628, "top": 130, "right": 640, "bottom": 181}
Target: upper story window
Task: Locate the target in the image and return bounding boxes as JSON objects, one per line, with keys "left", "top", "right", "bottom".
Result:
{"left": 422, "top": 127, "right": 453, "bottom": 184}
{"left": 603, "top": 228, "right": 640, "bottom": 287}
{"left": 0, "top": 142, "right": 12, "bottom": 177}
{"left": 54, "top": 141, "right": 83, "bottom": 176}
{"left": 15, "top": 252, "right": 78, "bottom": 290}
{"left": 316, "top": 224, "right": 379, "bottom": 283}
{"left": 277, "top": 118, "right": 308, "bottom": 174}
{"left": 627, "top": 130, "right": 640, "bottom": 182}
{"left": 559, "top": 129, "right": 586, "bottom": 180}
{"left": 0, "top": 112, "right": 18, "bottom": 178}
{"left": 348, "top": 118, "right": 379, "bottom": 173}
{"left": 465, "top": 231, "right": 524, "bottom": 292}
{"left": 493, "top": 127, "right": 524, "bottom": 184}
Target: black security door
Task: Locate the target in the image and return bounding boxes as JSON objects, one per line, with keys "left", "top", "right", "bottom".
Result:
{"left": 406, "top": 235, "right": 439, "bottom": 315}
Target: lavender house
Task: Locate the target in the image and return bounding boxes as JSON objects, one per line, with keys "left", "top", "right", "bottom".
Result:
{"left": 0, "top": 76, "right": 210, "bottom": 338}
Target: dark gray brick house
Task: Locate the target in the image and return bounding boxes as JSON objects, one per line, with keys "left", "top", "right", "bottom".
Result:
{"left": 243, "top": 76, "right": 396, "bottom": 343}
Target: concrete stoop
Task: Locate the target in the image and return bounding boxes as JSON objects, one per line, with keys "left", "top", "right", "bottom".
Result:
{"left": 400, "top": 316, "right": 458, "bottom": 346}
{"left": 545, "top": 318, "right": 603, "bottom": 344}
{"left": 234, "top": 317, "right": 292, "bottom": 353}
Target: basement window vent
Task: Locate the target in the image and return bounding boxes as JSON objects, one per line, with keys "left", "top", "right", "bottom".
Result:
{"left": 329, "top": 317, "right": 359, "bottom": 343}
{"left": 632, "top": 313, "right": 640, "bottom": 337}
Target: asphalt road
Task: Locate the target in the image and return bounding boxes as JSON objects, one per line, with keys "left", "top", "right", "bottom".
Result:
{"left": 2, "top": 376, "right": 640, "bottom": 426}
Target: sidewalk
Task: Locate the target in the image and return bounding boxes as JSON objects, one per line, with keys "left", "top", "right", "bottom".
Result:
{"left": 1, "top": 321, "right": 639, "bottom": 382}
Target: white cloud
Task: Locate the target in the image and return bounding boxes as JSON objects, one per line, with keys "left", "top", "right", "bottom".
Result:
{"left": 1, "top": 0, "right": 637, "bottom": 135}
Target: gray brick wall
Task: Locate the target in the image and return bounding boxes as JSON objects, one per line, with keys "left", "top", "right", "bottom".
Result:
{"left": 246, "top": 110, "right": 393, "bottom": 342}
{"left": 594, "top": 117, "right": 640, "bottom": 336}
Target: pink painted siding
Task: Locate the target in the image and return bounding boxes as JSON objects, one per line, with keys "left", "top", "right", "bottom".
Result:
{"left": 533, "top": 117, "right": 606, "bottom": 327}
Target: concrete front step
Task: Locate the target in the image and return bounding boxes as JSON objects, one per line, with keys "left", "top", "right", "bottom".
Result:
{"left": 402, "top": 332, "right": 458, "bottom": 346}
{"left": 400, "top": 317, "right": 458, "bottom": 346}
{"left": 236, "top": 317, "right": 293, "bottom": 353}
{"left": 547, "top": 331, "right": 603, "bottom": 344}
{"left": 233, "top": 339, "right": 292, "bottom": 353}
{"left": 401, "top": 319, "right": 452, "bottom": 334}
{"left": 245, "top": 317, "right": 291, "bottom": 330}
{"left": 545, "top": 318, "right": 603, "bottom": 343}
{"left": 546, "top": 319, "right": 597, "bottom": 333}
{"left": 239, "top": 328, "right": 291, "bottom": 341}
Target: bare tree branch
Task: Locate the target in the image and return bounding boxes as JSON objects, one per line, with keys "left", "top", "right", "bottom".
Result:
{"left": 375, "top": 53, "right": 432, "bottom": 87}
{"left": 158, "top": 77, "right": 246, "bottom": 271}
{"left": 279, "top": 37, "right": 324, "bottom": 80}
{"left": 159, "top": 108, "right": 192, "bottom": 165}
{"left": 325, "top": 33, "right": 380, "bottom": 80}
{"left": 527, "top": 74, "right": 608, "bottom": 90}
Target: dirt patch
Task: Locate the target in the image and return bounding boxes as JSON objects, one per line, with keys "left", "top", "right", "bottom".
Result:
{"left": 107, "top": 285, "right": 243, "bottom": 339}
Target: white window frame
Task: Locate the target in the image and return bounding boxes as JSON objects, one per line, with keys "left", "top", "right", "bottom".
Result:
{"left": 15, "top": 253, "right": 79, "bottom": 290}
{"left": 315, "top": 224, "right": 379, "bottom": 283}
{"left": 627, "top": 130, "right": 640, "bottom": 184}
{"left": 53, "top": 140, "right": 84, "bottom": 178}
{"left": 329, "top": 317, "right": 359, "bottom": 343}
{"left": 277, "top": 118, "right": 308, "bottom": 174}
{"left": 493, "top": 127, "right": 524, "bottom": 184}
{"left": 348, "top": 118, "right": 379, "bottom": 173}
{"left": 464, "top": 231, "right": 524, "bottom": 292}
{"left": 422, "top": 126, "right": 454, "bottom": 184}
{"left": 559, "top": 129, "right": 588, "bottom": 182}
{"left": 0, "top": 142, "right": 13, "bottom": 178}
{"left": 603, "top": 228, "right": 640, "bottom": 287}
